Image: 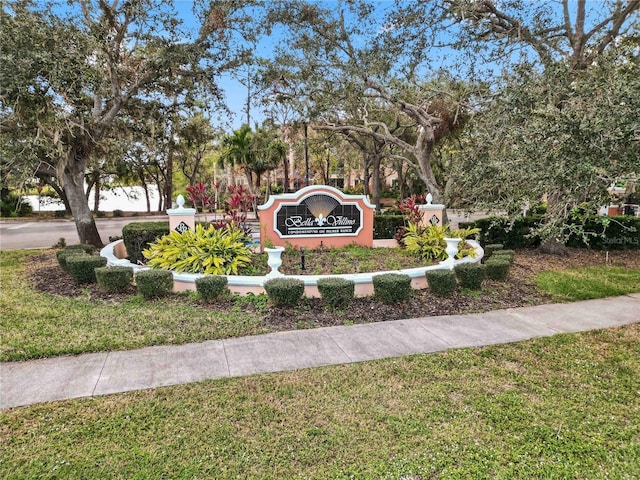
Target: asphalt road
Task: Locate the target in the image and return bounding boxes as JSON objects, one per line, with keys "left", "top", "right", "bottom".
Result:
{"left": 0, "top": 216, "right": 166, "bottom": 250}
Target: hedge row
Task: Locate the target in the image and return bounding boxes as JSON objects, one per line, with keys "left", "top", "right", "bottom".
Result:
{"left": 460, "top": 215, "right": 639, "bottom": 250}
{"left": 122, "top": 221, "right": 223, "bottom": 264}
{"left": 373, "top": 215, "right": 405, "bottom": 240}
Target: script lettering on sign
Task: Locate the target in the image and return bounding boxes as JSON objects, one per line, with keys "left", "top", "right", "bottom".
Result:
{"left": 274, "top": 193, "right": 362, "bottom": 238}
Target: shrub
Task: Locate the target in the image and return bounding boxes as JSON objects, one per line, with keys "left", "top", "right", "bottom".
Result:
{"left": 483, "top": 243, "right": 504, "bottom": 258}
{"left": 317, "top": 277, "right": 355, "bottom": 308}
{"left": 135, "top": 270, "right": 173, "bottom": 299}
{"left": 425, "top": 269, "right": 457, "bottom": 297}
{"left": 66, "top": 255, "right": 107, "bottom": 284}
{"left": 485, "top": 257, "right": 511, "bottom": 281}
{"left": 454, "top": 263, "right": 486, "bottom": 290}
{"left": 403, "top": 224, "right": 479, "bottom": 261}
{"left": 65, "top": 244, "right": 95, "bottom": 254}
{"left": 143, "top": 224, "right": 252, "bottom": 275}
{"left": 56, "top": 248, "right": 90, "bottom": 272}
{"left": 95, "top": 266, "right": 134, "bottom": 292}
{"left": 459, "top": 216, "right": 542, "bottom": 249}
{"left": 113, "top": 209, "right": 124, "bottom": 217}
{"left": 54, "top": 210, "right": 67, "bottom": 218}
{"left": 566, "top": 215, "right": 640, "bottom": 250}
{"left": 263, "top": 277, "right": 305, "bottom": 306}
{"left": 491, "top": 249, "right": 516, "bottom": 264}
{"left": 122, "top": 221, "right": 170, "bottom": 264}
{"left": 0, "top": 191, "right": 32, "bottom": 217}
{"left": 195, "top": 276, "right": 229, "bottom": 302}
{"left": 373, "top": 273, "right": 412, "bottom": 304}
{"left": 373, "top": 215, "right": 405, "bottom": 240}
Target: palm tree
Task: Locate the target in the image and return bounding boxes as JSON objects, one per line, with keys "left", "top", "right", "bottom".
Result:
{"left": 250, "top": 128, "right": 287, "bottom": 193}
{"left": 219, "top": 124, "right": 254, "bottom": 192}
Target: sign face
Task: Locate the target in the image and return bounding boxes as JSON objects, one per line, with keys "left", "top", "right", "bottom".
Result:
{"left": 274, "top": 193, "right": 363, "bottom": 238}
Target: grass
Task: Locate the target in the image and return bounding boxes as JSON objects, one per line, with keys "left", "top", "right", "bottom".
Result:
{"left": 2, "top": 325, "right": 639, "bottom": 478}
{"left": 0, "top": 250, "right": 266, "bottom": 361}
{"left": 536, "top": 266, "right": 640, "bottom": 301}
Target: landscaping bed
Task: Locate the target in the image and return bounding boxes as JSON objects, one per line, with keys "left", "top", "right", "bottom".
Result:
{"left": 25, "top": 247, "right": 640, "bottom": 331}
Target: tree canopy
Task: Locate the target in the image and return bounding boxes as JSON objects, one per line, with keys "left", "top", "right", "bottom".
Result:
{"left": 1, "top": 0, "right": 255, "bottom": 244}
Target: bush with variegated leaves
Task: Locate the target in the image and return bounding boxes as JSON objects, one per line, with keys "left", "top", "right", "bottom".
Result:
{"left": 142, "top": 224, "right": 252, "bottom": 275}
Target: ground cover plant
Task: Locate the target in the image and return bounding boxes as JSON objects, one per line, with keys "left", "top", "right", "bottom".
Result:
{"left": 245, "top": 243, "right": 435, "bottom": 276}
{"left": 2, "top": 325, "right": 639, "bottom": 478}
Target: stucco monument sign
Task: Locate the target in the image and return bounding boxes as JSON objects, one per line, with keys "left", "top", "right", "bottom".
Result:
{"left": 258, "top": 185, "right": 376, "bottom": 249}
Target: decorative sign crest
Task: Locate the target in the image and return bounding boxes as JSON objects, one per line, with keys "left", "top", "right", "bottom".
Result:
{"left": 430, "top": 214, "right": 440, "bottom": 226}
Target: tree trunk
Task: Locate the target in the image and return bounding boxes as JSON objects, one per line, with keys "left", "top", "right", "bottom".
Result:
{"left": 37, "top": 175, "right": 71, "bottom": 213}
{"left": 371, "top": 152, "right": 382, "bottom": 213}
{"left": 538, "top": 190, "right": 570, "bottom": 256}
{"left": 138, "top": 169, "right": 151, "bottom": 213}
{"left": 62, "top": 150, "right": 103, "bottom": 246}
{"left": 395, "top": 159, "right": 405, "bottom": 201}
{"left": 362, "top": 152, "right": 370, "bottom": 196}
{"left": 283, "top": 156, "right": 290, "bottom": 193}
{"left": 92, "top": 173, "right": 101, "bottom": 214}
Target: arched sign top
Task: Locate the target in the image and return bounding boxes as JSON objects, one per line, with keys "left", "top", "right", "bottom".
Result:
{"left": 258, "top": 184, "right": 376, "bottom": 211}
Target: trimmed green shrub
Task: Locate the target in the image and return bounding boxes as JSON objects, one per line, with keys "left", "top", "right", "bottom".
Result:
{"left": 483, "top": 243, "right": 504, "bottom": 258}
{"left": 373, "top": 215, "right": 405, "bottom": 240}
{"left": 373, "top": 273, "right": 412, "bottom": 304}
{"left": 113, "top": 209, "right": 124, "bottom": 217}
{"left": 317, "top": 277, "right": 355, "bottom": 308}
{"left": 263, "top": 277, "right": 305, "bottom": 306}
{"left": 454, "top": 263, "right": 486, "bottom": 290}
{"left": 425, "top": 269, "right": 457, "bottom": 297}
{"left": 485, "top": 257, "right": 511, "bottom": 281}
{"left": 65, "top": 244, "right": 95, "bottom": 254}
{"left": 135, "top": 270, "right": 174, "bottom": 299}
{"left": 195, "top": 275, "right": 229, "bottom": 302}
{"left": 66, "top": 255, "right": 107, "bottom": 284}
{"left": 122, "top": 222, "right": 170, "bottom": 264}
{"left": 95, "top": 266, "right": 133, "bottom": 292}
{"left": 95, "top": 266, "right": 133, "bottom": 293}
{"left": 491, "top": 249, "right": 516, "bottom": 264}
{"left": 56, "top": 248, "right": 90, "bottom": 272}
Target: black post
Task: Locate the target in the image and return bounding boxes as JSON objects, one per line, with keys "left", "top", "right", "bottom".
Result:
{"left": 300, "top": 247, "right": 305, "bottom": 271}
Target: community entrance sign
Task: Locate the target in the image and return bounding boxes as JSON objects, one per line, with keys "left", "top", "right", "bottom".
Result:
{"left": 258, "top": 185, "right": 376, "bottom": 249}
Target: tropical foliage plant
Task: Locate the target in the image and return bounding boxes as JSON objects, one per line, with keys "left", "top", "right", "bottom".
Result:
{"left": 403, "top": 224, "right": 479, "bottom": 261}
{"left": 143, "top": 224, "right": 252, "bottom": 275}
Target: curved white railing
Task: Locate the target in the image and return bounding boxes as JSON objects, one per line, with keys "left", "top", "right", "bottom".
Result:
{"left": 101, "top": 239, "right": 484, "bottom": 293}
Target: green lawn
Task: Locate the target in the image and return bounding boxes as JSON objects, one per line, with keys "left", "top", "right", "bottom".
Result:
{"left": 2, "top": 325, "right": 639, "bottom": 478}
{"left": 0, "top": 250, "right": 266, "bottom": 361}
{"left": 3, "top": 249, "right": 640, "bottom": 362}
{"left": 536, "top": 266, "right": 640, "bottom": 301}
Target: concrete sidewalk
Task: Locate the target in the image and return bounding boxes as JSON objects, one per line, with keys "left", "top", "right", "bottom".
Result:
{"left": 1, "top": 294, "right": 638, "bottom": 410}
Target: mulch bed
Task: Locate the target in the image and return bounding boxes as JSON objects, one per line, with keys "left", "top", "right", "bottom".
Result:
{"left": 25, "top": 248, "right": 640, "bottom": 330}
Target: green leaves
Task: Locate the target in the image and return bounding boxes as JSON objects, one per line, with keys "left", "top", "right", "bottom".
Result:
{"left": 143, "top": 224, "right": 253, "bottom": 275}
{"left": 403, "top": 223, "right": 479, "bottom": 261}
